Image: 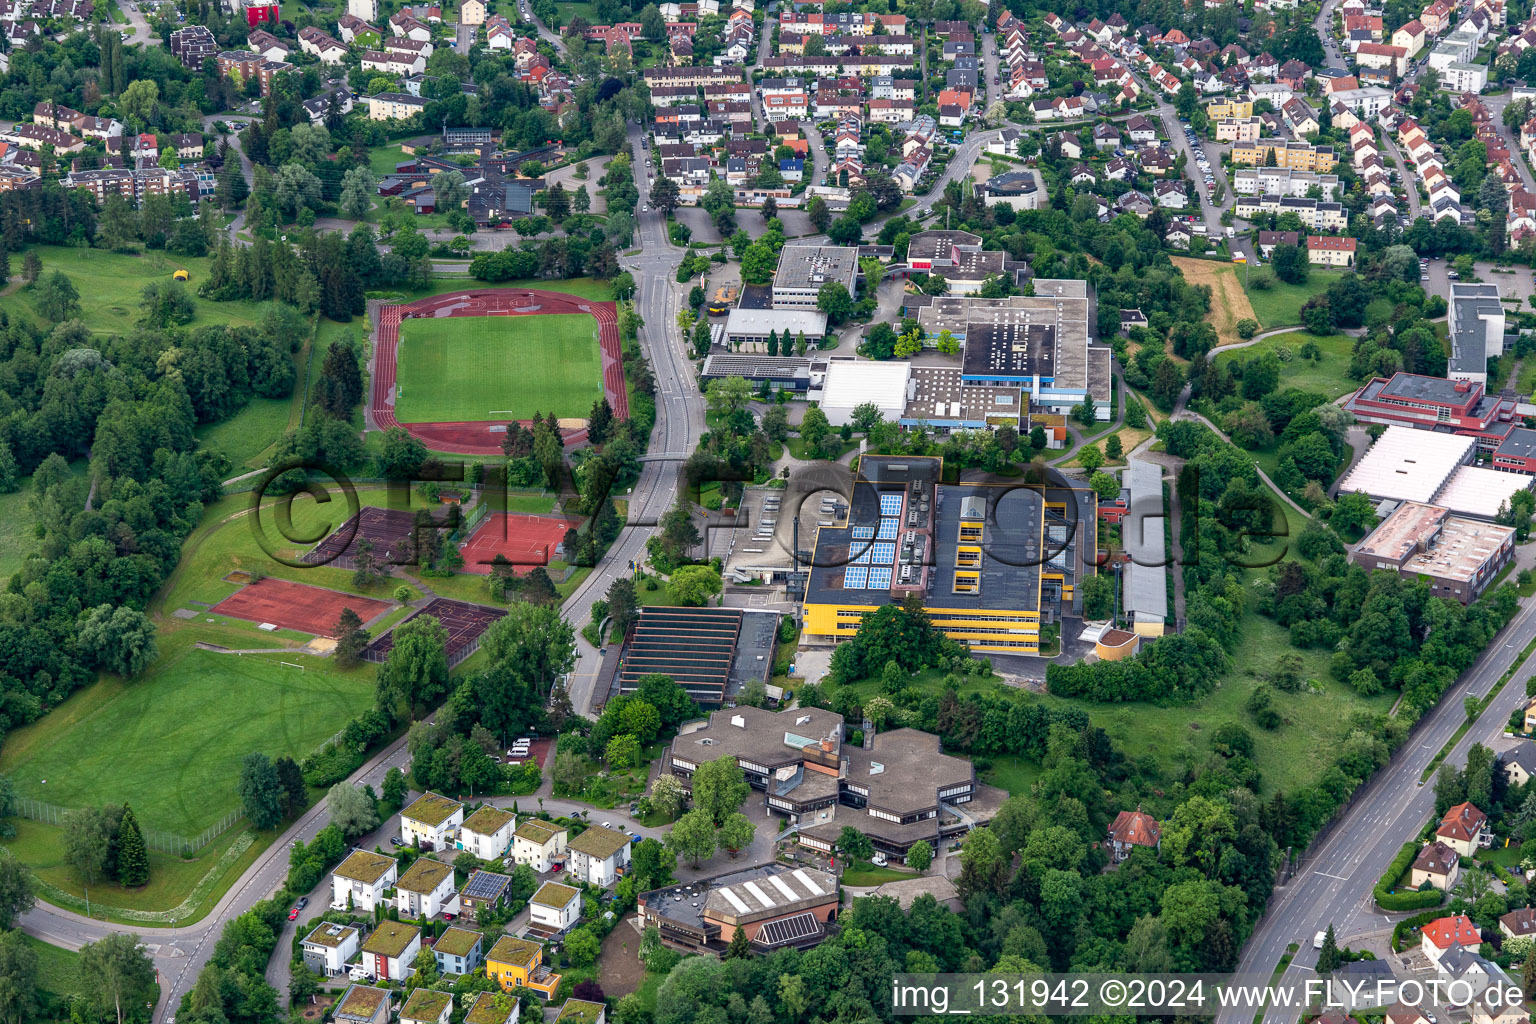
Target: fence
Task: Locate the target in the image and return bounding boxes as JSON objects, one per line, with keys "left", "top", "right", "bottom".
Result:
{"left": 14, "top": 797, "right": 243, "bottom": 856}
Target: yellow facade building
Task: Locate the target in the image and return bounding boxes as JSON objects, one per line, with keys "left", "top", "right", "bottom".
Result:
{"left": 800, "top": 456, "right": 1098, "bottom": 655}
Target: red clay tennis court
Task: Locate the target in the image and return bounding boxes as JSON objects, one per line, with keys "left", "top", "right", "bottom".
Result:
{"left": 210, "top": 577, "right": 392, "bottom": 636}
{"left": 458, "top": 513, "right": 585, "bottom": 575}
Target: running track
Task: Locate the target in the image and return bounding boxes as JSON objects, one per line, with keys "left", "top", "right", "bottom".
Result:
{"left": 372, "top": 289, "right": 626, "bottom": 455}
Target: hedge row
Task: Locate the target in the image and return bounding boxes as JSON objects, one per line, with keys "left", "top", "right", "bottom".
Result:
{"left": 1374, "top": 842, "right": 1446, "bottom": 912}
{"left": 1392, "top": 906, "right": 1451, "bottom": 952}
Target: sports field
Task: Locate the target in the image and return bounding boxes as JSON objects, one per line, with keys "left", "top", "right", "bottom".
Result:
{"left": 393, "top": 313, "right": 603, "bottom": 423}
{"left": 0, "top": 634, "right": 375, "bottom": 836}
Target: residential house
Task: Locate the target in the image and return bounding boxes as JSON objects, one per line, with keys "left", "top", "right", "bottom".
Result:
{"left": 555, "top": 1000, "right": 607, "bottom": 1024}
{"left": 465, "top": 992, "right": 522, "bottom": 1024}
{"left": 1307, "top": 235, "right": 1357, "bottom": 266}
{"left": 1257, "top": 229, "right": 1299, "bottom": 256}
{"left": 1421, "top": 915, "right": 1483, "bottom": 965}
{"left": 1107, "top": 807, "right": 1161, "bottom": 862}
{"left": 361, "top": 921, "right": 422, "bottom": 983}
{"left": 332, "top": 849, "right": 397, "bottom": 913}
{"left": 1394, "top": 19, "right": 1427, "bottom": 54}
{"left": 301, "top": 922, "right": 360, "bottom": 977}
{"left": 460, "top": 0, "right": 485, "bottom": 23}
{"left": 511, "top": 819, "right": 568, "bottom": 872}
{"left": 566, "top": 824, "right": 632, "bottom": 887}
{"left": 400, "top": 989, "right": 453, "bottom": 1024}
{"left": 459, "top": 869, "right": 513, "bottom": 923}
{"left": 528, "top": 881, "right": 582, "bottom": 934}
{"left": 460, "top": 806, "right": 516, "bottom": 860}
{"left": 1436, "top": 802, "right": 1488, "bottom": 856}
{"left": 1503, "top": 740, "right": 1536, "bottom": 785}
{"left": 395, "top": 857, "right": 456, "bottom": 919}
{"left": 367, "top": 93, "right": 429, "bottom": 120}
{"left": 432, "top": 925, "right": 486, "bottom": 976}
{"left": 334, "top": 984, "right": 392, "bottom": 1024}
{"left": 1410, "top": 841, "right": 1461, "bottom": 890}
{"left": 401, "top": 793, "right": 464, "bottom": 849}
{"left": 1500, "top": 907, "right": 1536, "bottom": 941}
{"left": 485, "top": 936, "right": 561, "bottom": 998}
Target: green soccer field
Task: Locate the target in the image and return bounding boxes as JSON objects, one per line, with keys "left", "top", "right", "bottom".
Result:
{"left": 394, "top": 313, "right": 604, "bottom": 423}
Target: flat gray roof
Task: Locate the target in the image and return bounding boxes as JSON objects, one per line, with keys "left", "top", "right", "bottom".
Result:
{"left": 772, "top": 244, "right": 858, "bottom": 293}
{"left": 1123, "top": 459, "right": 1167, "bottom": 623}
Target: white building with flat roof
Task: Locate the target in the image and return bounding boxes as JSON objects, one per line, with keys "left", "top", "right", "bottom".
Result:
{"left": 1336, "top": 425, "right": 1476, "bottom": 504}
{"left": 816, "top": 358, "right": 912, "bottom": 426}
{"left": 1449, "top": 282, "right": 1506, "bottom": 384}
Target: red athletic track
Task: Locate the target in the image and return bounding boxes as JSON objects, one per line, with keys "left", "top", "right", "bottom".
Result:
{"left": 373, "top": 289, "right": 626, "bottom": 456}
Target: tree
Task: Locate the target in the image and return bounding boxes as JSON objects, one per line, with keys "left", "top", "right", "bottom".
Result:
{"left": 649, "top": 775, "right": 688, "bottom": 820}
{"left": 726, "top": 925, "right": 751, "bottom": 959}
{"left": 383, "top": 767, "right": 408, "bottom": 807}
{"left": 606, "top": 733, "right": 641, "bottom": 769}
{"left": 376, "top": 614, "right": 450, "bottom": 720}
{"left": 0, "top": 852, "right": 30, "bottom": 932}
{"left": 650, "top": 176, "right": 681, "bottom": 215}
{"left": 20, "top": 251, "right": 41, "bottom": 284}
{"left": 706, "top": 376, "right": 754, "bottom": 415}
{"left": 275, "top": 756, "right": 307, "bottom": 816}
{"left": 1077, "top": 444, "right": 1104, "bottom": 472}
{"left": 339, "top": 166, "right": 377, "bottom": 220}
{"left": 63, "top": 807, "right": 114, "bottom": 884}
{"left": 716, "top": 812, "right": 755, "bottom": 857}
{"left": 906, "top": 839, "right": 932, "bottom": 873}
{"left": 836, "top": 825, "right": 873, "bottom": 862}
{"left": 1080, "top": 572, "right": 1116, "bottom": 620}
{"left": 237, "top": 752, "right": 285, "bottom": 830}
{"left": 1316, "top": 924, "right": 1342, "bottom": 974}
{"left": 666, "top": 808, "right": 717, "bottom": 867}
{"left": 816, "top": 281, "right": 854, "bottom": 325}
{"left": 1271, "top": 244, "right": 1309, "bottom": 285}
{"left": 0, "top": 929, "right": 39, "bottom": 1024}
{"left": 34, "top": 269, "right": 81, "bottom": 321}
{"left": 334, "top": 607, "right": 370, "bottom": 668}
{"left": 327, "top": 783, "right": 380, "bottom": 839}
{"left": 79, "top": 932, "right": 156, "bottom": 1024}
{"left": 566, "top": 927, "right": 600, "bottom": 966}
{"left": 691, "top": 755, "right": 749, "bottom": 825}
{"left": 114, "top": 806, "right": 148, "bottom": 888}
{"left": 607, "top": 577, "right": 639, "bottom": 636}
{"left": 551, "top": 748, "right": 588, "bottom": 795}
{"left": 76, "top": 605, "right": 158, "bottom": 677}
{"left": 668, "top": 564, "right": 722, "bottom": 606}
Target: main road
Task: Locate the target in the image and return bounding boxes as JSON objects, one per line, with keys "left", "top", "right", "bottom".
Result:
{"left": 19, "top": 119, "right": 698, "bottom": 1023}
{"left": 1215, "top": 595, "right": 1536, "bottom": 1024}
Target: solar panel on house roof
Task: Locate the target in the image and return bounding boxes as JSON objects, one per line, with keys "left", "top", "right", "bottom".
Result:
{"left": 876, "top": 518, "right": 899, "bottom": 540}
{"left": 879, "top": 494, "right": 904, "bottom": 516}
{"left": 843, "top": 566, "right": 869, "bottom": 588}
{"left": 461, "top": 871, "right": 510, "bottom": 900}
{"left": 758, "top": 911, "right": 822, "bottom": 946}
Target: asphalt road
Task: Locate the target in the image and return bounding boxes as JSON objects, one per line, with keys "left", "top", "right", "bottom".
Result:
{"left": 1216, "top": 597, "right": 1536, "bottom": 1024}
{"left": 113, "top": 0, "right": 156, "bottom": 46}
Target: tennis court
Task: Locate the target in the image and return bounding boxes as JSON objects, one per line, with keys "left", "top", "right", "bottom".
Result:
{"left": 459, "top": 512, "right": 585, "bottom": 575}
{"left": 363, "top": 598, "right": 506, "bottom": 667}
{"left": 210, "top": 577, "right": 393, "bottom": 636}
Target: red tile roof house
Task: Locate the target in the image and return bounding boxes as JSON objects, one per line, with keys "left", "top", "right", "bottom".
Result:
{"left": 1420, "top": 915, "right": 1482, "bottom": 965}
{"left": 1106, "top": 807, "right": 1160, "bottom": 862}
{"left": 1435, "top": 801, "right": 1487, "bottom": 857}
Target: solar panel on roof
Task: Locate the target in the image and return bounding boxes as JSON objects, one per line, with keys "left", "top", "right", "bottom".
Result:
{"left": 462, "top": 872, "right": 509, "bottom": 899}
{"left": 851, "top": 526, "right": 874, "bottom": 540}
{"left": 843, "top": 566, "right": 868, "bottom": 588}
{"left": 876, "top": 518, "right": 899, "bottom": 540}
{"left": 867, "top": 566, "right": 893, "bottom": 589}
{"left": 869, "top": 542, "right": 896, "bottom": 565}
{"left": 758, "top": 911, "right": 822, "bottom": 947}
{"left": 879, "top": 494, "right": 904, "bottom": 516}
{"left": 852, "top": 548, "right": 871, "bottom": 565}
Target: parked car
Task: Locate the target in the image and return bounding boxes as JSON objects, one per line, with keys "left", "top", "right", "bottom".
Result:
{"left": 390, "top": 837, "right": 404, "bottom": 847}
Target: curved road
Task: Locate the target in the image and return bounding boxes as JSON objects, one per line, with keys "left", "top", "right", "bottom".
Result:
{"left": 20, "top": 121, "right": 696, "bottom": 1024}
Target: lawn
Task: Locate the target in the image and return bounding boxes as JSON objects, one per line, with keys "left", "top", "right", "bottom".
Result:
{"left": 415, "top": 276, "right": 615, "bottom": 302}
{"left": 1242, "top": 269, "right": 1342, "bottom": 329}
{"left": 841, "top": 861, "right": 914, "bottom": 886}
{"left": 1213, "top": 332, "right": 1358, "bottom": 401}
{"left": 3, "top": 814, "right": 272, "bottom": 925}
{"left": 0, "top": 632, "right": 376, "bottom": 836}
{"left": 394, "top": 313, "right": 604, "bottom": 423}
{"left": 554, "top": 0, "right": 600, "bottom": 23}
{"left": 195, "top": 395, "right": 294, "bottom": 470}
{"left": 19, "top": 246, "right": 270, "bottom": 336}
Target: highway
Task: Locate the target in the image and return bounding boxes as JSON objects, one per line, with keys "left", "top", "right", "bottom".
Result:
{"left": 18, "top": 124, "right": 695, "bottom": 1023}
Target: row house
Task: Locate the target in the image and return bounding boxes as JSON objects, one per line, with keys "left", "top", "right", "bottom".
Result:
{"left": 4, "top": 123, "right": 83, "bottom": 153}
{"left": 1233, "top": 194, "right": 1348, "bottom": 231}
{"left": 650, "top": 84, "right": 697, "bottom": 106}
{"left": 363, "top": 49, "right": 425, "bottom": 76}
{"left": 583, "top": 20, "right": 641, "bottom": 41}
{"left": 386, "top": 35, "right": 433, "bottom": 58}
{"left": 337, "top": 13, "right": 380, "bottom": 44}
{"left": 644, "top": 65, "right": 743, "bottom": 89}
{"left": 867, "top": 98, "right": 911, "bottom": 123}
{"left": 389, "top": 10, "right": 431, "bottom": 40}
{"left": 248, "top": 28, "right": 292, "bottom": 60}
{"left": 1231, "top": 140, "right": 1337, "bottom": 172}
{"left": 1029, "top": 95, "right": 1087, "bottom": 121}
{"left": 297, "top": 26, "right": 347, "bottom": 63}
